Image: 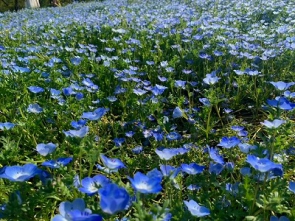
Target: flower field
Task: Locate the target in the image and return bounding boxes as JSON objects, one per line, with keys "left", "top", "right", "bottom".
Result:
{"left": 1, "top": 0, "right": 295, "bottom": 220}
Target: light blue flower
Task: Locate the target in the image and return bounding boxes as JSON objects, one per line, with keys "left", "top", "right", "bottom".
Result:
{"left": 36, "top": 143, "right": 57, "bottom": 156}
{"left": 27, "top": 103, "right": 43, "bottom": 113}
{"left": 261, "top": 119, "right": 286, "bottom": 128}
{"left": 184, "top": 200, "right": 210, "bottom": 217}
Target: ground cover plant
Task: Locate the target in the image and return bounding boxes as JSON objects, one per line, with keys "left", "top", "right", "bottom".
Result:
{"left": 0, "top": 0, "right": 295, "bottom": 220}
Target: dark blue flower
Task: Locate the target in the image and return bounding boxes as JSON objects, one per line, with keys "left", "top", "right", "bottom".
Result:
{"left": 98, "top": 183, "right": 130, "bottom": 214}
{"left": 113, "top": 138, "right": 125, "bottom": 147}
{"left": 288, "top": 181, "right": 295, "bottom": 193}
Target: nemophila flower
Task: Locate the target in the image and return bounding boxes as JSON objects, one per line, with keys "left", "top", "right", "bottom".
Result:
{"left": 152, "top": 131, "right": 164, "bottom": 141}
{"left": 75, "top": 92, "right": 84, "bottom": 100}
{"left": 128, "top": 171, "right": 162, "bottom": 194}
{"left": 261, "top": 119, "right": 286, "bottom": 128}
{"left": 36, "top": 142, "right": 57, "bottom": 156}
{"left": 288, "top": 181, "right": 295, "bottom": 193}
{"left": 160, "top": 165, "right": 180, "bottom": 178}
{"left": 0, "top": 122, "right": 15, "bottom": 130}
{"left": 225, "top": 182, "right": 240, "bottom": 196}
{"left": 63, "top": 126, "right": 89, "bottom": 138}
{"left": 184, "top": 200, "right": 210, "bottom": 217}
{"left": 73, "top": 174, "right": 81, "bottom": 188}
{"left": 155, "top": 148, "right": 179, "bottom": 160}
{"left": 133, "top": 88, "right": 147, "bottom": 96}
{"left": 203, "top": 72, "right": 220, "bottom": 85}
{"left": 147, "top": 168, "right": 163, "bottom": 179}
{"left": 125, "top": 131, "right": 135, "bottom": 138}
{"left": 246, "top": 155, "right": 283, "bottom": 173}
{"left": 0, "top": 164, "right": 39, "bottom": 182}
{"left": 132, "top": 146, "right": 143, "bottom": 154}
{"left": 42, "top": 157, "right": 73, "bottom": 169}
{"left": 174, "top": 80, "right": 186, "bottom": 89}
{"left": 158, "top": 76, "right": 167, "bottom": 82}
{"left": 208, "top": 147, "right": 224, "bottom": 164}
{"left": 270, "top": 216, "right": 290, "bottom": 221}
{"left": 240, "top": 167, "right": 251, "bottom": 176}
{"left": 52, "top": 198, "right": 102, "bottom": 221}
{"left": 82, "top": 107, "right": 109, "bottom": 121}
{"left": 151, "top": 84, "right": 167, "bottom": 96}
{"left": 217, "top": 136, "right": 241, "bottom": 149}
{"left": 267, "top": 97, "right": 295, "bottom": 110}
{"left": 172, "top": 107, "right": 183, "bottom": 119}
{"left": 199, "top": 98, "right": 211, "bottom": 106}
{"left": 231, "top": 125, "right": 244, "bottom": 131}
{"left": 62, "top": 87, "right": 75, "bottom": 96}
{"left": 166, "top": 132, "right": 182, "bottom": 141}
{"left": 98, "top": 183, "right": 130, "bottom": 214}
{"left": 238, "top": 143, "right": 257, "bottom": 153}
{"left": 181, "top": 163, "right": 205, "bottom": 175}
{"left": 187, "top": 184, "right": 201, "bottom": 191}
{"left": 209, "top": 163, "right": 224, "bottom": 175}
{"left": 113, "top": 138, "right": 125, "bottom": 147}
{"left": 97, "top": 154, "right": 125, "bottom": 173}
{"left": 283, "top": 90, "right": 295, "bottom": 98}
{"left": 238, "top": 130, "right": 248, "bottom": 137}
{"left": 79, "top": 175, "right": 110, "bottom": 196}
{"left": 71, "top": 119, "right": 87, "bottom": 129}
{"left": 270, "top": 81, "right": 295, "bottom": 91}
{"left": 27, "top": 103, "right": 43, "bottom": 113}
{"left": 70, "top": 56, "right": 82, "bottom": 66}
{"left": 28, "top": 86, "right": 44, "bottom": 93}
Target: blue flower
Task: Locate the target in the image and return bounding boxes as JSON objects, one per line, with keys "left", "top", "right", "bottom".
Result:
{"left": 261, "top": 119, "right": 286, "bottom": 128}
{"left": 132, "top": 146, "right": 143, "bottom": 154}
{"left": 42, "top": 157, "right": 73, "bottom": 169}
{"left": 27, "top": 103, "right": 43, "bottom": 113}
{"left": 181, "top": 163, "right": 205, "bottom": 175}
{"left": 63, "top": 126, "right": 89, "bottom": 138}
{"left": 203, "top": 72, "right": 220, "bottom": 85}
{"left": 199, "top": 98, "right": 211, "bottom": 106}
{"left": 98, "top": 183, "right": 130, "bottom": 214}
{"left": 36, "top": 143, "right": 57, "bottom": 156}
{"left": 209, "top": 163, "right": 224, "bottom": 175}
{"left": 288, "top": 181, "right": 295, "bottom": 193}
{"left": 174, "top": 80, "right": 186, "bottom": 89}
{"left": 81, "top": 108, "right": 108, "bottom": 121}
{"left": 246, "top": 155, "right": 283, "bottom": 173}
{"left": 52, "top": 198, "right": 102, "bottom": 221}
{"left": 70, "top": 56, "right": 82, "bottom": 66}
{"left": 166, "top": 132, "right": 182, "bottom": 141}
{"left": 128, "top": 171, "right": 162, "bottom": 194}
{"left": 71, "top": 119, "right": 87, "bottom": 129}
{"left": 0, "top": 122, "right": 15, "bottom": 130}
{"left": 113, "top": 138, "right": 125, "bottom": 147}
{"left": 267, "top": 97, "right": 295, "bottom": 110}
{"left": 0, "top": 164, "right": 39, "bottom": 182}
{"left": 155, "top": 148, "right": 179, "bottom": 160}
{"left": 238, "top": 143, "right": 257, "bottom": 153}
{"left": 172, "top": 107, "right": 183, "bottom": 118}
{"left": 151, "top": 84, "right": 167, "bottom": 96}
{"left": 28, "top": 86, "right": 44, "bottom": 93}
{"left": 217, "top": 136, "right": 240, "bottom": 149}
{"left": 133, "top": 88, "right": 147, "bottom": 96}
{"left": 270, "top": 81, "right": 295, "bottom": 91}
{"left": 96, "top": 154, "right": 125, "bottom": 173}
{"left": 79, "top": 175, "right": 110, "bottom": 196}
{"left": 208, "top": 147, "right": 224, "bottom": 164}
{"left": 184, "top": 200, "right": 210, "bottom": 217}
{"left": 270, "top": 215, "right": 290, "bottom": 221}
